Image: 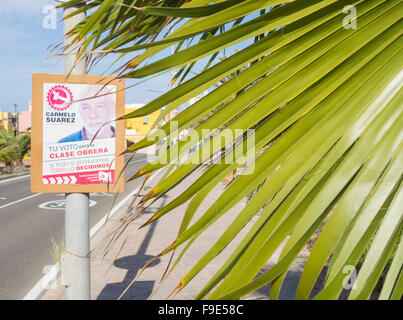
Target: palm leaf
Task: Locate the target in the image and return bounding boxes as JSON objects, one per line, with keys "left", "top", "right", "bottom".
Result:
{"left": 63, "top": 0, "right": 403, "bottom": 300}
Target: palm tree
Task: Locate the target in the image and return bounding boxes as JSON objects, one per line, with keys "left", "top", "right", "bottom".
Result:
{"left": 0, "top": 130, "right": 31, "bottom": 173}
{"left": 0, "top": 146, "right": 17, "bottom": 174}
{"left": 59, "top": 0, "right": 403, "bottom": 300}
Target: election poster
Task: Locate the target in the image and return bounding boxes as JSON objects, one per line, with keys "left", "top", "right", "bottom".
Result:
{"left": 31, "top": 74, "right": 125, "bottom": 193}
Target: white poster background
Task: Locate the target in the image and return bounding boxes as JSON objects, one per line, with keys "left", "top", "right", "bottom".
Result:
{"left": 42, "top": 83, "right": 117, "bottom": 184}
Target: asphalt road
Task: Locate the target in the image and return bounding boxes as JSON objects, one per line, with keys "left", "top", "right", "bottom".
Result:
{"left": 0, "top": 153, "right": 150, "bottom": 300}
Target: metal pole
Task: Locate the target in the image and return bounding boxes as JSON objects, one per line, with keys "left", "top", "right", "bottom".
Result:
{"left": 64, "top": 193, "right": 90, "bottom": 300}
{"left": 62, "top": 2, "right": 90, "bottom": 300}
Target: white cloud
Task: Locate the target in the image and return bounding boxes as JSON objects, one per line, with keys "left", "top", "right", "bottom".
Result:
{"left": 0, "top": 1, "right": 61, "bottom": 44}
{"left": 0, "top": 0, "right": 56, "bottom": 17}
{"left": 0, "top": 25, "right": 29, "bottom": 42}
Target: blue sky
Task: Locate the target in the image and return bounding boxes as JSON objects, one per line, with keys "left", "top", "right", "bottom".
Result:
{"left": 0, "top": 1, "right": 175, "bottom": 113}
{"left": 0, "top": 1, "right": 252, "bottom": 113}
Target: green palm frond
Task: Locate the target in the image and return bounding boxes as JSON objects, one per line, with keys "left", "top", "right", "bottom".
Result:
{"left": 62, "top": 0, "right": 403, "bottom": 300}
{"left": 0, "top": 130, "right": 31, "bottom": 163}
{"left": 0, "top": 146, "right": 18, "bottom": 165}
{"left": 16, "top": 134, "right": 31, "bottom": 162}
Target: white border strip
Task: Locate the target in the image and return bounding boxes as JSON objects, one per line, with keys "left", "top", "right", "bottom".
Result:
{"left": 0, "top": 174, "right": 30, "bottom": 184}
{"left": 0, "top": 193, "right": 43, "bottom": 210}
{"left": 22, "top": 168, "right": 163, "bottom": 300}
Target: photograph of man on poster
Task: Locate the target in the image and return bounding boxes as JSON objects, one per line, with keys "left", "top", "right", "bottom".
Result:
{"left": 59, "top": 85, "right": 116, "bottom": 143}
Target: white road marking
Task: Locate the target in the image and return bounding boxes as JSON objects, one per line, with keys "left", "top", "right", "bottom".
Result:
{"left": 55, "top": 193, "right": 113, "bottom": 197}
{"left": 0, "top": 193, "right": 43, "bottom": 210}
{"left": 0, "top": 174, "right": 30, "bottom": 184}
{"left": 22, "top": 168, "right": 163, "bottom": 300}
{"left": 38, "top": 200, "right": 97, "bottom": 210}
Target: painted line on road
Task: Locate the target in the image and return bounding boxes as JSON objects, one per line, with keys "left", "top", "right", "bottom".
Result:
{"left": 0, "top": 193, "right": 43, "bottom": 210}
{"left": 38, "top": 200, "right": 98, "bottom": 211}
{"left": 0, "top": 174, "right": 30, "bottom": 184}
{"left": 22, "top": 168, "right": 163, "bottom": 300}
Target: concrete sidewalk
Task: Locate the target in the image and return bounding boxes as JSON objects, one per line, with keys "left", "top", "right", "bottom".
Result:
{"left": 43, "top": 170, "right": 309, "bottom": 300}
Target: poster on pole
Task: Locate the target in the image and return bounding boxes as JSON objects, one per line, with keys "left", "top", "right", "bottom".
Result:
{"left": 31, "top": 74, "right": 125, "bottom": 193}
